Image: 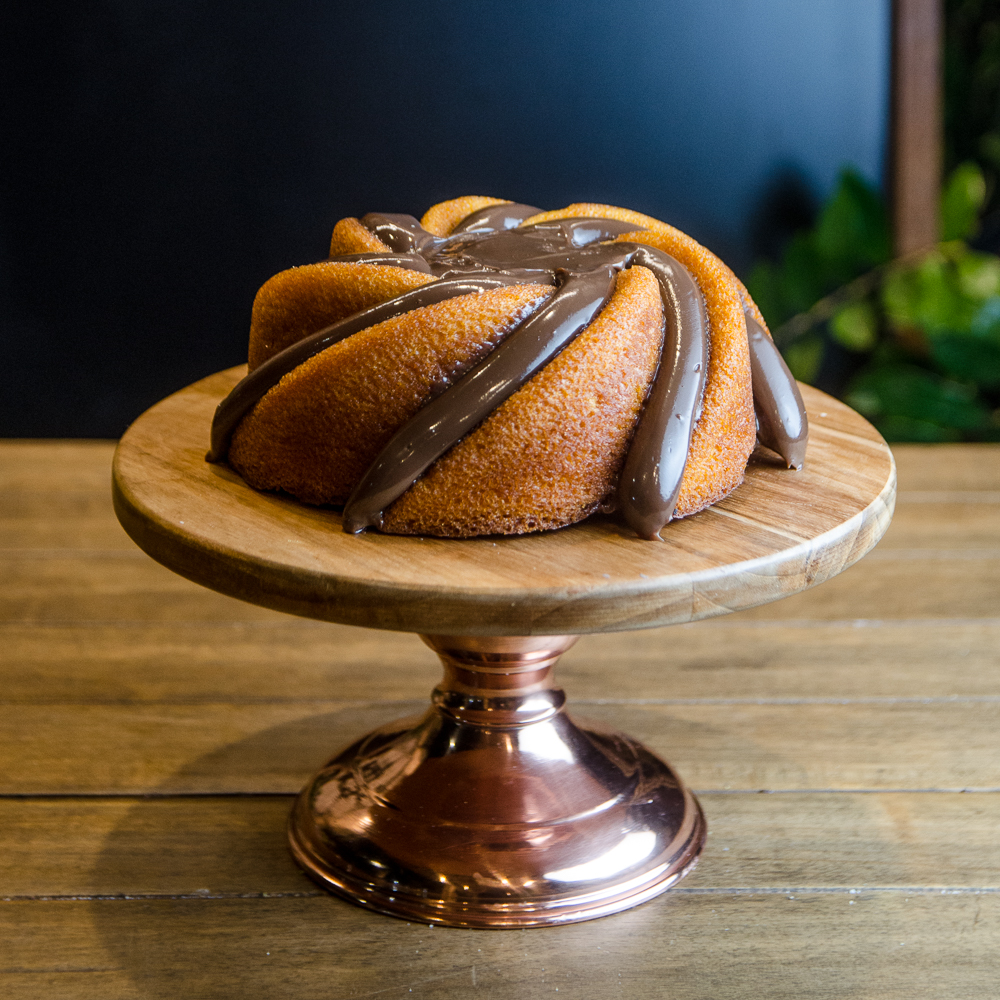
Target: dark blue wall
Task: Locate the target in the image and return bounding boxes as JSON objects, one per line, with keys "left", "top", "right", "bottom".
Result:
{"left": 1, "top": 1, "right": 889, "bottom": 435}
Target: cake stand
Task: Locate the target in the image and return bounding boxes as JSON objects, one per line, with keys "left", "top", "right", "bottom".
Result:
{"left": 112, "top": 367, "right": 895, "bottom": 928}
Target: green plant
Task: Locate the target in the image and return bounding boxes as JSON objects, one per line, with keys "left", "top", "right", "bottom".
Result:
{"left": 945, "top": 0, "right": 1000, "bottom": 214}
{"left": 744, "top": 0, "right": 1000, "bottom": 441}
{"left": 746, "top": 165, "right": 1000, "bottom": 441}
{"left": 747, "top": 169, "right": 891, "bottom": 333}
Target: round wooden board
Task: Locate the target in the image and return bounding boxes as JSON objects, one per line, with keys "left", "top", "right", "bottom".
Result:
{"left": 112, "top": 367, "right": 895, "bottom": 636}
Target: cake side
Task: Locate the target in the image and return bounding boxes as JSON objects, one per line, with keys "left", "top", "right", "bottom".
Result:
{"left": 519, "top": 204, "right": 755, "bottom": 518}
{"left": 247, "top": 263, "right": 437, "bottom": 372}
{"left": 230, "top": 284, "right": 553, "bottom": 505}
{"left": 382, "top": 265, "right": 665, "bottom": 536}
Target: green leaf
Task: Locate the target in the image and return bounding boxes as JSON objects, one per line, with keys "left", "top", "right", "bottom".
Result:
{"left": 955, "top": 249, "right": 1000, "bottom": 299}
{"left": 845, "top": 362, "right": 989, "bottom": 434}
{"left": 971, "top": 296, "right": 1000, "bottom": 339}
{"left": 744, "top": 260, "right": 785, "bottom": 328}
{"left": 931, "top": 334, "right": 1000, "bottom": 386}
{"left": 874, "top": 414, "right": 962, "bottom": 442}
{"left": 781, "top": 334, "right": 824, "bottom": 384}
{"left": 882, "top": 264, "right": 922, "bottom": 329}
{"left": 748, "top": 168, "right": 891, "bottom": 337}
{"left": 780, "top": 232, "right": 829, "bottom": 317}
{"left": 941, "top": 161, "right": 986, "bottom": 241}
{"left": 830, "top": 300, "right": 879, "bottom": 352}
{"left": 882, "top": 250, "right": 979, "bottom": 336}
{"left": 813, "top": 169, "right": 891, "bottom": 276}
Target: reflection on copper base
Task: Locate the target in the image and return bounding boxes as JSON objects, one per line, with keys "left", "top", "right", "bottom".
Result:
{"left": 288, "top": 634, "right": 705, "bottom": 928}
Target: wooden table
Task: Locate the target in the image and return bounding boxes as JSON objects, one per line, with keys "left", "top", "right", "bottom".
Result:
{"left": 2, "top": 440, "right": 998, "bottom": 997}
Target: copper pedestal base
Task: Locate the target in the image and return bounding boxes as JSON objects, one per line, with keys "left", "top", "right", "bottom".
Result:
{"left": 288, "top": 635, "right": 705, "bottom": 928}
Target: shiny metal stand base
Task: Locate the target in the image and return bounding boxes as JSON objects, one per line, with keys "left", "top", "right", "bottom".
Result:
{"left": 288, "top": 635, "right": 705, "bottom": 928}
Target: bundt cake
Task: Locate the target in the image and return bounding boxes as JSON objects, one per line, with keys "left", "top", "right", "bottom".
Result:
{"left": 208, "top": 198, "right": 808, "bottom": 539}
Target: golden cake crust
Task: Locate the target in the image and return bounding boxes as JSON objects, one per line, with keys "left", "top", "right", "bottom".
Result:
{"left": 247, "top": 262, "right": 436, "bottom": 371}
{"left": 382, "top": 265, "right": 665, "bottom": 536}
{"left": 420, "top": 196, "right": 510, "bottom": 237}
{"left": 328, "top": 217, "right": 391, "bottom": 255}
{"left": 230, "top": 284, "right": 553, "bottom": 505}
{"left": 521, "top": 204, "right": 755, "bottom": 517}
{"left": 227, "top": 197, "right": 764, "bottom": 536}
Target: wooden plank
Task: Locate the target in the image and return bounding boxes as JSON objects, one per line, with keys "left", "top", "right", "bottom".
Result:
{"left": 3, "top": 792, "right": 998, "bottom": 899}
{"left": 697, "top": 790, "right": 1000, "bottom": 889}
{"left": 5, "top": 547, "right": 998, "bottom": 624}
{"left": 626, "top": 701, "right": 1000, "bottom": 792}
{"left": 0, "top": 797, "right": 312, "bottom": 899}
{"left": 892, "top": 443, "right": 1000, "bottom": 491}
{"left": 1, "top": 893, "right": 997, "bottom": 1000}
{"left": 2, "top": 701, "right": 997, "bottom": 795}
{"left": 568, "top": 621, "right": 1000, "bottom": 700}
{"left": 0, "top": 555, "right": 285, "bottom": 624}
{"left": 0, "top": 622, "right": 437, "bottom": 704}
{"left": 0, "top": 491, "right": 134, "bottom": 550}
{"left": 0, "top": 441, "right": 115, "bottom": 491}
{"left": 881, "top": 502, "right": 1000, "bottom": 549}
{"left": 725, "top": 553, "right": 1000, "bottom": 622}
{"left": 3, "top": 620, "right": 1000, "bottom": 704}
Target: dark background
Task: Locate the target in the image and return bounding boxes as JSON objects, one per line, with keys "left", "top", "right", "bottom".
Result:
{"left": 2, "top": 1, "right": 889, "bottom": 437}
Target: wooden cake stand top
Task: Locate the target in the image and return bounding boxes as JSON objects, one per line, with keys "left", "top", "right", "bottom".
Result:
{"left": 112, "top": 367, "right": 895, "bottom": 636}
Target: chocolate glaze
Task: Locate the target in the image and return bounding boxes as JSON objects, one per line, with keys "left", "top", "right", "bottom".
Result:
{"left": 423, "top": 219, "right": 647, "bottom": 282}
{"left": 745, "top": 312, "right": 808, "bottom": 469}
{"left": 211, "top": 211, "right": 709, "bottom": 536}
{"left": 206, "top": 275, "right": 531, "bottom": 462}
{"left": 340, "top": 222, "right": 712, "bottom": 535}
{"left": 358, "top": 213, "right": 438, "bottom": 254}
{"left": 342, "top": 267, "right": 618, "bottom": 532}
{"left": 210, "top": 202, "right": 808, "bottom": 539}
{"left": 323, "top": 251, "right": 431, "bottom": 274}
{"left": 450, "top": 203, "right": 543, "bottom": 234}
{"left": 617, "top": 250, "right": 709, "bottom": 539}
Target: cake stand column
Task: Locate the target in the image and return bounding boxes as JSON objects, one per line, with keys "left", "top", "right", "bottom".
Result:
{"left": 288, "top": 633, "right": 705, "bottom": 927}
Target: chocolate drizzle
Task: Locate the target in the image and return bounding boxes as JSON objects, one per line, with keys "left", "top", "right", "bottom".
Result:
{"left": 450, "top": 203, "right": 543, "bottom": 234}
{"left": 342, "top": 267, "right": 618, "bottom": 533}
{"left": 209, "top": 203, "right": 809, "bottom": 539}
{"left": 617, "top": 252, "right": 708, "bottom": 540}
{"left": 207, "top": 276, "right": 528, "bottom": 462}
{"left": 322, "top": 251, "right": 431, "bottom": 273}
{"left": 745, "top": 313, "right": 808, "bottom": 469}
{"left": 359, "top": 213, "right": 439, "bottom": 254}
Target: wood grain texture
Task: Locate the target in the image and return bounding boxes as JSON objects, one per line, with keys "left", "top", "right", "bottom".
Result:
{"left": 3, "top": 792, "right": 998, "bottom": 898}
{"left": 892, "top": 443, "right": 1000, "bottom": 490}
{"left": 0, "top": 554, "right": 286, "bottom": 624}
{"left": 2, "top": 440, "right": 998, "bottom": 999}
{"left": 2, "top": 894, "right": 997, "bottom": 1000}
{"left": 10, "top": 548, "right": 1000, "bottom": 624}
{"left": 0, "top": 441, "right": 116, "bottom": 491}
{"left": 4, "top": 700, "right": 998, "bottom": 795}
{"left": 110, "top": 368, "right": 895, "bottom": 634}
{"left": 724, "top": 553, "right": 1000, "bottom": 622}
{"left": 5, "top": 619, "right": 999, "bottom": 703}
